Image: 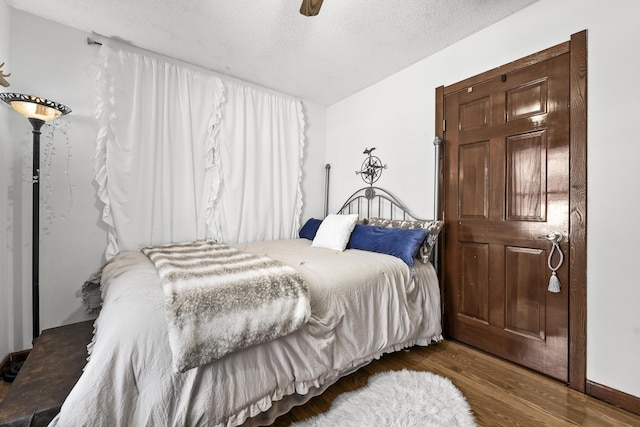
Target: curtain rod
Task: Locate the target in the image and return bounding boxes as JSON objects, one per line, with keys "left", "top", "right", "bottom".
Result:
{"left": 84, "top": 35, "right": 300, "bottom": 103}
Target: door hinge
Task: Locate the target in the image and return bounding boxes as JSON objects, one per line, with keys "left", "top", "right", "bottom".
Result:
{"left": 443, "top": 119, "right": 446, "bottom": 132}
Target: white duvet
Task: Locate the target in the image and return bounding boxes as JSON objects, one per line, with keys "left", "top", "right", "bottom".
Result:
{"left": 50, "top": 239, "right": 442, "bottom": 427}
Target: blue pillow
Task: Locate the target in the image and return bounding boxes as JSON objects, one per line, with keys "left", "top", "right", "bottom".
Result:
{"left": 299, "top": 218, "right": 322, "bottom": 240}
{"left": 347, "top": 224, "right": 427, "bottom": 267}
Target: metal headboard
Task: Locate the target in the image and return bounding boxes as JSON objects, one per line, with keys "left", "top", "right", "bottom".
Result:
{"left": 323, "top": 137, "right": 443, "bottom": 273}
{"left": 334, "top": 185, "right": 440, "bottom": 271}
{"left": 336, "top": 186, "right": 427, "bottom": 221}
{"left": 324, "top": 137, "right": 442, "bottom": 221}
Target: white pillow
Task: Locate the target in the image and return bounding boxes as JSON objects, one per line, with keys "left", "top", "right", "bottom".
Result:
{"left": 311, "top": 214, "right": 359, "bottom": 251}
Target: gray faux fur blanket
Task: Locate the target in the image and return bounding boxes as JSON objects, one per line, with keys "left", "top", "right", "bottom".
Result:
{"left": 141, "top": 240, "right": 311, "bottom": 372}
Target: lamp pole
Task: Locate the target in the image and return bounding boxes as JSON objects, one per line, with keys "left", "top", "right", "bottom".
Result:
{"left": 29, "top": 117, "right": 44, "bottom": 338}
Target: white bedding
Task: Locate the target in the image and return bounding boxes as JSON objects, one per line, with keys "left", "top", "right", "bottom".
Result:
{"left": 50, "top": 239, "right": 442, "bottom": 427}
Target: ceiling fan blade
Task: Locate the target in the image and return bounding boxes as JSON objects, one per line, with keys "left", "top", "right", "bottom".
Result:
{"left": 300, "top": 0, "right": 324, "bottom": 16}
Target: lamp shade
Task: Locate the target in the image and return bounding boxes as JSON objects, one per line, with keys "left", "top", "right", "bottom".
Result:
{"left": 0, "top": 92, "right": 71, "bottom": 122}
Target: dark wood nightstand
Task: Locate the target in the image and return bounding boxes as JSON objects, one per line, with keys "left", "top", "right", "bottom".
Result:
{"left": 0, "top": 320, "right": 94, "bottom": 427}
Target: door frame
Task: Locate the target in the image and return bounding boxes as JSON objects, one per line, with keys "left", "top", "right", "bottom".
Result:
{"left": 435, "top": 30, "right": 587, "bottom": 392}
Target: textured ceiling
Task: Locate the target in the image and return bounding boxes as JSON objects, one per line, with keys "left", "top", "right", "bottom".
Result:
{"left": 8, "top": 0, "right": 537, "bottom": 106}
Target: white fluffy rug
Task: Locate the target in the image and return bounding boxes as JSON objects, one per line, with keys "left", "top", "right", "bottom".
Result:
{"left": 292, "top": 369, "right": 476, "bottom": 427}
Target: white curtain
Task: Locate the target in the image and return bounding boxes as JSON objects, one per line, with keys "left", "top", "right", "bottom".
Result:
{"left": 212, "top": 79, "right": 305, "bottom": 243}
{"left": 95, "top": 44, "right": 305, "bottom": 258}
{"left": 95, "top": 45, "right": 224, "bottom": 258}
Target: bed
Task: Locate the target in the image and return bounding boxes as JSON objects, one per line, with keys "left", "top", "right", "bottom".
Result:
{"left": 50, "top": 186, "right": 443, "bottom": 427}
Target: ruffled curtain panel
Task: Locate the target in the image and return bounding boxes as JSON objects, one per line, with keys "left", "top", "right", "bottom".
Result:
{"left": 213, "top": 79, "right": 305, "bottom": 244}
{"left": 95, "top": 44, "right": 305, "bottom": 259}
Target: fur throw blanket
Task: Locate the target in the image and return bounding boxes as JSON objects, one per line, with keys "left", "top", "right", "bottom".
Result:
{"left": 141, "top": 241, "right": 311, "bottom": 372}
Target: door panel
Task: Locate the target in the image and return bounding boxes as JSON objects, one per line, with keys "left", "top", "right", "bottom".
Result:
{"left": 506, "top": 78, "right": 548, "bottom": 121}
{"left": 506, "top": 131, "right": 546, "bottom": 221}
{"left": 459, "top": 242, "right": 490, "bottom": 322}
{"left": 504, "top": 246, "right": 546, "bottom": 340}
{"left": 444, "top": 53, "right": 570, "bottom": 381}
{"left": 458, "top": 142, "right": 489, "bottom": 219}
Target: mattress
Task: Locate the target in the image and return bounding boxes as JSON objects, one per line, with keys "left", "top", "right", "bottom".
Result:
{"left": 50, "top": 238, "right": 442, "bottom": 427}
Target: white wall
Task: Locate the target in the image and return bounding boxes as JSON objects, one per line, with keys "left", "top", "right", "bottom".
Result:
{"left": 0, "top": 0, "right": 13, "bottom": 359}
{"left": 2, "top": 9, "right": 327, "bottom": 353}
{"left": 6, "top": 10, "right": 107, "bottom": 350}
{"left": 326, "top": 0, "right": 640, "bottom": 398}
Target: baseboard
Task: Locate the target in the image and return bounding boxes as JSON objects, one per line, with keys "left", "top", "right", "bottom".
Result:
{"left": 587, "top": 380, "right": 640, "bottom": 416}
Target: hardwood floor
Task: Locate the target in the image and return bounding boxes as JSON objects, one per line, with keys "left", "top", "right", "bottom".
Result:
{"left": 272, "top": 340, "right": 640, "bottom": 426}
{"left": 1, "top": 340, "right": 637, "bottom": 426}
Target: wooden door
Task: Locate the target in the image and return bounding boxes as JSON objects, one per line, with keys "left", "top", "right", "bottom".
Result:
{"left": 443, "top": 53, "right": 570, "bottom": 381}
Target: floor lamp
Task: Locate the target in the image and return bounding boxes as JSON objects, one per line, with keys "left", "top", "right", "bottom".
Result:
{"left": 0, "top": 93, "right": 71, "bottom": 341}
